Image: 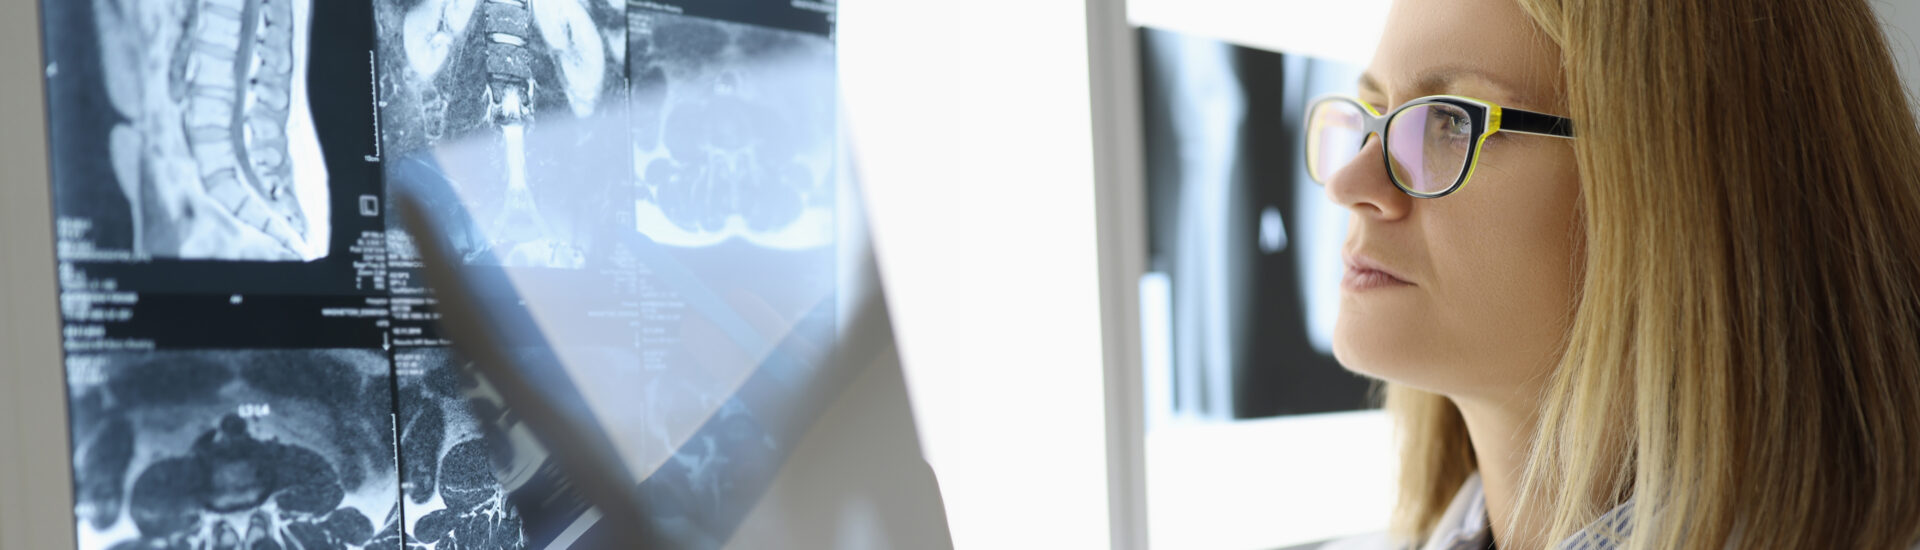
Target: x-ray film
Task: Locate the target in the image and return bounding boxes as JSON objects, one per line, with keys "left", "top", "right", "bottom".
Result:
{"left": 629, "top": 12, "right": 837, "bottom": 250}
{"left": 38, "top": 0, "right": 841, "bottom": 547}
{"left": 1137, "top": 28, "right": 1372, "bottom": 420}
{"left": 64, "top": 349, "right": 400, "bottom": 550}
{"left": 376, "top": 0, "right": 632, "bottom": 270}
{"left": 46, "top": 0, "right": 329, "bottom": 262}
{"left": 393, "top": 347, "right": 530, "bottom": 549}
{"left": 41, "top": 0, "right": 389, "bottom": 297}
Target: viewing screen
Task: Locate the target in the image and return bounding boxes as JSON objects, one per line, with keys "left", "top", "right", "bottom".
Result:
{"left": 38, "top": 0, "right": 839, "bottom": 548}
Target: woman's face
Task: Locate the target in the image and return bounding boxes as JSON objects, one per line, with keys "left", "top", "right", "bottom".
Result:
{"left": 1327, "top": 0, "right": 1582, "bottom": 404}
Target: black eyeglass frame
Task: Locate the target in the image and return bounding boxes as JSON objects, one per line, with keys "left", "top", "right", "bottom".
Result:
{"left": 1305, "top": 94, "right": 1576, "bottom": 199}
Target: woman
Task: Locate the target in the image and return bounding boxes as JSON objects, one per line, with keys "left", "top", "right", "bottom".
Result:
{"left": 1305, "top": 0, "right": 1920, "bottom": 548}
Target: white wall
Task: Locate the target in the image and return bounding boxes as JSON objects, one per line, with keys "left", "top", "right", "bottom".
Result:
{"left": 1123, "top": 3, "right": 1399, "bottom": 549}
{"left": 1128, "top": 0, "right": 1390, "bottom": 67}
{"left": 1880, "top": 0, "right": 1920, "bottom": 108}
{"left": 839, "top": 1, "right": 1117, "bottom": 549}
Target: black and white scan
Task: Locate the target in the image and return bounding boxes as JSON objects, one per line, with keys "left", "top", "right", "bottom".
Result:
{"left": 64, "top": 349, "right": 401, "bottom": 550}
{"left": 393, "top": 348, "right": 527, "bottom": 550}
{"left": 45, "top": 0, "right": 332, "bottom": 262}
{"left": 376, "top": 0, "right": 632, "bottom": 269}
{"left": 39, "top": 0, "right": 843, "bottom": 546}
{"left": 1138, "top": 28, "right": 1372, "bottom": 420}
{"left": 628, "top": 12, "right": 837, "bottom": 250}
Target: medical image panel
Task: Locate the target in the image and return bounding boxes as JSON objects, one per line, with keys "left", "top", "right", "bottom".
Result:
{"left": 64, "top": 349, "right": 402, "bottom": 550}
{"left": 1138, "top": 28, "right": 1373, "bottom": 419}
{"left": 628, "top": 12, "right": 837, "bottom": 250}
{"left": 375, "top": 0, "right": 633, "bottom": 270}
{"left": 42, "top": 0, "right": 334, "bottom": 262}
{"left": 393, "top": 348, "right": 527, "bottom": 549}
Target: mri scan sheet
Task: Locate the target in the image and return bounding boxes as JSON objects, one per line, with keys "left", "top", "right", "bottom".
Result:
{"left": 385, "top": 2, "right": 843, "bottom": 547}
{"left": 39, "top": 0, "right": 840, "bottom": 547}
{"left": 376, "top": 0, "right": 631, "bottom": 270}
{"left": 64, "top": 349, "right": 400, "bottom": 550}
{"left": 46, "top": 0, "right": 330, "bottom": 262}
{"left": 628, "top": 11, "right": 837, "bottom": 250}
{"left": 392, "top": 347, "right": 528, "bottom": 549}
{"left": 397, "top": 193, "right": 847, "bottom": 549}
{"left": 41, "top": 0, "right": 389, "bottom": 296}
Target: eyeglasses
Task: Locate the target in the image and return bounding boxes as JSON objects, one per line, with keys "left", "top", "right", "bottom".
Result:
{"left": 1304, "top": 94, "right": 1575, "bottom": 198}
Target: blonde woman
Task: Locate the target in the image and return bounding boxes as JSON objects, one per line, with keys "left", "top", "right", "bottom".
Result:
{"left": 1304, "top": 0, "right": 1920, "bottom": 548}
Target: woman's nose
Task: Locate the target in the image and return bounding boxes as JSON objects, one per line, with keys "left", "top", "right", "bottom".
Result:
{"left": 1323, "top": 135, "right": 1412, "bottom": 221}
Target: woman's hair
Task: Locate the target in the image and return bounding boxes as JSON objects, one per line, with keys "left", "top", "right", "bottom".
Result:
{"left": 1385, "top": 1, "right": 1920, "bottom": 548}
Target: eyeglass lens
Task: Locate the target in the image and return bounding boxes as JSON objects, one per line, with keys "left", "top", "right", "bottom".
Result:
{"left": 1308, "top": 100, "right": 1476, "bottom": 196}
{"left": 1306, "top": 100, "right": 1365, "bottom": 186}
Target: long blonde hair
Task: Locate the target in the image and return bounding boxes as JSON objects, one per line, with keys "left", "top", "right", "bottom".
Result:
{"left": 1386, "top": 1, "right": 1920, "bottom": 548}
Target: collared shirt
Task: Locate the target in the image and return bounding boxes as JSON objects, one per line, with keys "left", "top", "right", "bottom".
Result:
{"left": 1416, "top": 473, "right": 1635, "bottom": 550}
{"left": 1322, "top": 473, "right": 1920, "bottom": 550}
{"left": 1319, "top": 473, "right": 1634, "bottom": 550}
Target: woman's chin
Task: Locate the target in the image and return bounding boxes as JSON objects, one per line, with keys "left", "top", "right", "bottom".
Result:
{"left": 1330, "top": 329, "right": 1390, "bottom": 381}
{"left": 1331, "top": 319, "right": 1444, "bottom": 390}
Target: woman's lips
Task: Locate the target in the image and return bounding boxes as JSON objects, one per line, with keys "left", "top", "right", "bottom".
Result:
{"left": 1343, "top": 268, "right": 1413, "bottom": 291}
{"left": 1342, "top": 254, "right": 1414, "bottom": 291}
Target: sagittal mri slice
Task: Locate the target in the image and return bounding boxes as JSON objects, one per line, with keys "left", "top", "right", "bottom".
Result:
{"left": 64, "top": 349, "right": 400, "bottom": 550}
{"left": 375, "top": 0, "right": 632, "bottom": 270}
{"left": 49, "top": 0, "right": 332, "bottom": 262}
{"left": 628, "top": 12, "right": 837, "bottom": 250}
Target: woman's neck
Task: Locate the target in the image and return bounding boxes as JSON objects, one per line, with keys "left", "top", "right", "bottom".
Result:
{"left": 1453, "top": 395, "right": 1551, "bottom": 550}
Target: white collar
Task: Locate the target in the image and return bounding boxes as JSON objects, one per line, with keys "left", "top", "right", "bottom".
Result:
{"left": 1420, "top": 473, "right": 1634, "bottom": 550}
{"left": 1419, "top": 473, "right": 1494, "bottom": 550}
{"left": 1411, "top": 474, "right": 1920, "bottom": 549}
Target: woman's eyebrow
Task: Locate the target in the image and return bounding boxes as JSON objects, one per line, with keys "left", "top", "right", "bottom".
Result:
{"left": 1412, "top": 66, "right": 1513, "bottom": 98}
{"left": 1358, "top": 66, "right": 1535, "bottom": 105}
{"left": 1358, "top": 72, "right": 1385, "bottom": 96}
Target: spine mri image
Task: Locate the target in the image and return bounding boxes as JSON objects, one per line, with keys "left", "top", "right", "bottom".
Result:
{"left": 628, "top": 12, "right": 837, "bottom": 250}
{"left": 375, "top": 0, "right": 632, "bottom": 269}
{"left": 46, "top": 0, "right": 332, "bottom": 262}
{"left": 64, "top": 350, "right": 400, "bottom": 550}
{"left": 38, "top": 0, "right": 840, "bottom": 547}
{"left": 393, "top": 348, "right": 528, "bottom": 550}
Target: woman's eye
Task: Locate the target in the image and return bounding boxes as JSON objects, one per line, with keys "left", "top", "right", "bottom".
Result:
{"left": 1430, "top": 110, "right": 1472, "bottom": 139}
